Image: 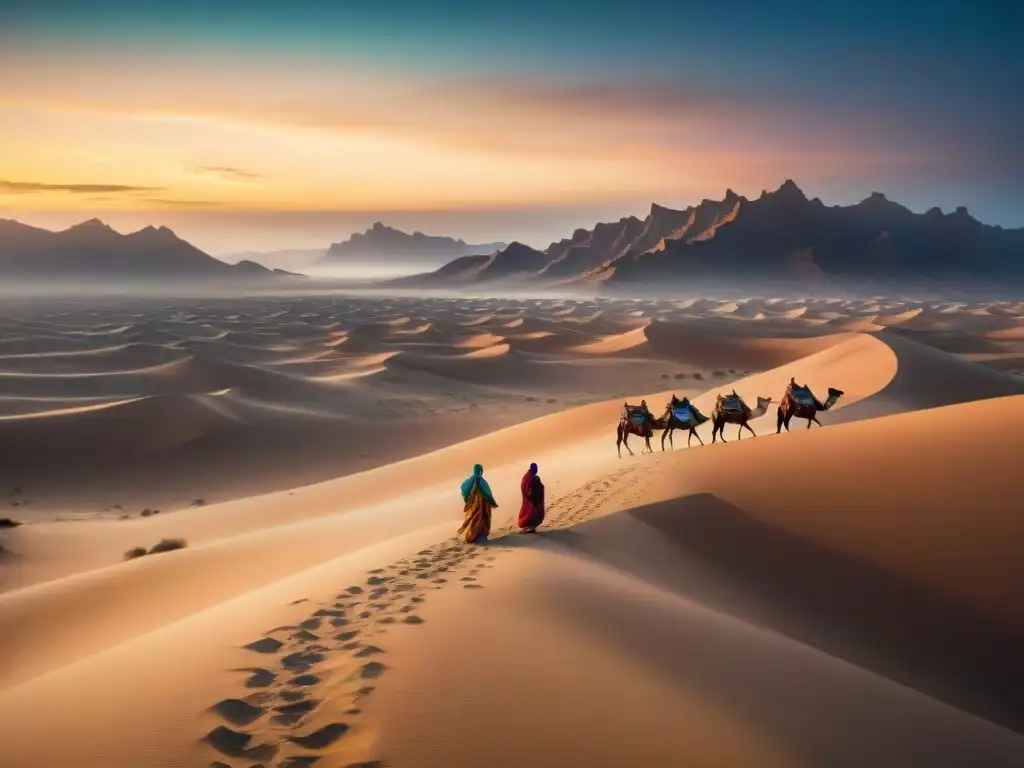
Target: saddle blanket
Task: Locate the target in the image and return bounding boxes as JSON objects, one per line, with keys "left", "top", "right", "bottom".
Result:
{"left": 672, "top": 407, "right": 695, "bottom": 423}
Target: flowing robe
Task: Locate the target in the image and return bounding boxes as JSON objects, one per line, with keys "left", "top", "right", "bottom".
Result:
{"left": 518, "top": 471, "right": 545, "bottom": 530}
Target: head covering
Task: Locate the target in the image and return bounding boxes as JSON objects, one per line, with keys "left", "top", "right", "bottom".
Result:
{"left": 462, "top": 463, "right": 495, "bottom": 505}
{"left": 529, "top": 463, "right": 538, "bottom": 474}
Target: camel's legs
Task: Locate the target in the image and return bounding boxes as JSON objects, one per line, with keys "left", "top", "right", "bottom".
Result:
{"left": 776, "top": 407, "right": 785, "bottom": 434}
{"left": 643, "top": 435, "right": 653, "bottom": 454}
{"left": 690, "top": 428, "right": 704, "bottom": 447}
{"left": 617, "top": 424, "right": 634, "bottom": 457}
{"left": 742, "top": 422, "right": 757, "bottom": 439}
{"left": 669, "top": 429, "right": 675, "bottom": 450}
{"left": 783, "top": 412, "right": 793, "bottom": 432}
{"left": 811, "top": 414, "right": 823, "bottom": 427}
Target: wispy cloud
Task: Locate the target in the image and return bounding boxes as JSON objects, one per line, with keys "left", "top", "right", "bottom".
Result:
{"left": 192, "top": 166, "right": 264, "bottom": 181}
{"left": 145, "top": 197, "right": 224, "bottom": 208}
{"left": 0, "top": 179, "right": 163, "bottom": 194}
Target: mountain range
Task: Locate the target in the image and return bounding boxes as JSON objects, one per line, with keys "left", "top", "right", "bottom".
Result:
{"left": 392, "top": 181, "right": 1024, "bottom": 291}
{"left": 0, "top": 219, "right": 302, "bottom": 281}
{"left": 319, "top": 221, "right": 506, "bottom": 271}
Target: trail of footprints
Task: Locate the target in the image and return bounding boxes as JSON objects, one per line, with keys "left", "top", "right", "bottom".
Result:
{"left": 202, "top": 463, "right": 642, "bottom": 767}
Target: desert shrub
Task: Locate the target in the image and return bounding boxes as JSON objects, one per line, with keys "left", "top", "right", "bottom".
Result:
{"left": 692, "top": 372, "right": 704, "bottom": 380}
{"left": 149, "top": 538, "right": 187, "bottom": 554}
{"left": 712, "top": 370, "right": 726, "bottom": 378}
{"left": 123, "top": 538, "right": 188, "bottom": 561}
{"left": 0, "top": 518, "right": 21, "bottom": 528}
{"left": 673, "top": 373, "right": 686, "bottom": 380}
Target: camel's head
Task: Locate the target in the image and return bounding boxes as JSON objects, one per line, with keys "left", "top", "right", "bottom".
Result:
{"left": 824, "top": 387, "right": 845, "bottom": 409}
{"left": 756, "top": 396, "right": 773, "bottom": 410}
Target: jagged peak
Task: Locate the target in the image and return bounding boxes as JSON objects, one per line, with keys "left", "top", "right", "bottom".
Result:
{"left": 649, "top": 202, "right": 685, "bottom": 217}
{"left": 777, "top": 179, "right": 806, "bottom": 197}
{"left": 503, "top": 240, "right": 540, "bottom": 253}
{"left": 65, "top": 218, "right": 115, "bottom": 234}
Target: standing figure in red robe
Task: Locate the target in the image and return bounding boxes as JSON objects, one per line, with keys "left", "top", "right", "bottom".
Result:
{"left": 518, "top": 462, "right": 545, "bottom": 533}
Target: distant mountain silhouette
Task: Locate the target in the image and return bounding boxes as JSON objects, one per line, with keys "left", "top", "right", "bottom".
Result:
{"left": 397, "top": 181, "right": 1024, "bottom": 290}
{"left": 224, "top": 247, "right": 325, "bottom": 272}
{"left": 386, "top": 241, "right": 548, "bottom": 287}
{"left": 321, "top": 222, "right": 506, "bottom": 270}
{"left": 0, "top": 219, "right": 299, "bottom": 280}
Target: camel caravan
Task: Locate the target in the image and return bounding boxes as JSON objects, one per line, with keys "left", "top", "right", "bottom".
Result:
{"left": 616, "top": 378, "right": 845, "bottom": 457}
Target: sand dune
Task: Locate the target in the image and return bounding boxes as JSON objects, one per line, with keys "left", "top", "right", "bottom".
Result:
{"left": 0, "top": 292, "right": 1022, "bottom": 767}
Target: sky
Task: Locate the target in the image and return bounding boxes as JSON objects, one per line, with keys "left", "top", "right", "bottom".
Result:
{"left": 1, "top": 0, "right": 1021, "bottom": 253}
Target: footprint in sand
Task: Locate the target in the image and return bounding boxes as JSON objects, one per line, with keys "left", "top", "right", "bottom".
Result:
{"left": 210, "top": 698, "right": 265, "bottom": 727}
{"left": 238, "top": 668, "right": 276, "bottom": 688}
{"left": 360, "top": 661, "right": 385, "bottom": 679}
{"left": 204, "top": 726, "right": 277, "bottom": 762}
{"left": 243, "top": 637, "right": 284, "bottom": 654}
{"left": 288, "top": 722, "right": 350, "bottom": 749}
{"left": 281, "top": 650, "right": 324, "bottom": 672}
{"left": 273, "top": 698, "right": 321, "bottom": 725}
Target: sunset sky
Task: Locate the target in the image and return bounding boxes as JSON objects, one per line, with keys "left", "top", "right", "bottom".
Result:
{"left": 2, "top": 0, "right": 1021, "bottom": 253}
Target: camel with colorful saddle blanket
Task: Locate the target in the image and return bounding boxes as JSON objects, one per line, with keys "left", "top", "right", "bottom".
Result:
{"left": 777, "top": 377, "right": 845, "bottom": 432}
{"left": 711, "top": 389, "right": 773, "bottom": 443}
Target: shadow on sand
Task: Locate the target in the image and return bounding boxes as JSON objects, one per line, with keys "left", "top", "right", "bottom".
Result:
{"left": 529, "top": 493, "right": 1024, "bottom": 735}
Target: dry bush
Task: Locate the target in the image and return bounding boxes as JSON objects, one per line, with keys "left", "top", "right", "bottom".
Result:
{"left": 149, "top": 538, "right": 187, "bottom": 554}
{"left": 123, "top": 538, "right": 188, "bottom": 561}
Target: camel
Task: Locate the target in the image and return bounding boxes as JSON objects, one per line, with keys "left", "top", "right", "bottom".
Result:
{"left": 711, "top": 390, "right": 772, "bottom": 443}
{"left": 617, "top": 402, "right": 665, "bottom": 457}
{"left": 660, "top": 395, "right": 710, "bottom": 450}
{"left": 777, "top": 378, "right": 845, "bottom": 432}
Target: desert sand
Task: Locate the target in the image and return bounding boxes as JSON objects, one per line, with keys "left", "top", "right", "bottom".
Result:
{"left": 1, "top": 292, "right": 1023, "bottom": 767}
